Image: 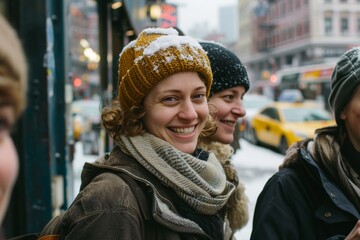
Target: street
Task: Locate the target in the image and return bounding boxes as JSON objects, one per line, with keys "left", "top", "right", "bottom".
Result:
{"left": 72, "top": 139, "right": 284, "bottom": 240}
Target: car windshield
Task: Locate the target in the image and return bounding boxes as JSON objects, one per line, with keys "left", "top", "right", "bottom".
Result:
{"left": 282, "top": 107, "right": 331, "bottom": 122}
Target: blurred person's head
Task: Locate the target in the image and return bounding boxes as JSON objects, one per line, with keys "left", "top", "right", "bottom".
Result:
{"left": 199, "top": 41, "right": 250, "bottom": 144}
{"left": 0, "top": 14, "right": 27, "bottom": 224}
{"left": 329, "top": 46, "right": 360, "bottom": 150}
{"left": 102, "top": 27, "right": 216, "bottom": 153}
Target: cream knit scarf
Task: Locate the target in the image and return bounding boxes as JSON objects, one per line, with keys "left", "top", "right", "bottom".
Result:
{"left": 116, "top": 132, "right": 235, "bottom": 215}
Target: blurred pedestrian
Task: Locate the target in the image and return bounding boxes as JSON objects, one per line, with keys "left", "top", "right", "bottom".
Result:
{"left": 251, "top": 46, "right": 360, "bottom": 239}
{"left": 198, "top": 41, "right": 250, "bottom": 237}
{"left": 39, "top": 27, "right": 236, "bottom": 240}
{"left": 0, "top": 15, "right": 27, "bottom": 239}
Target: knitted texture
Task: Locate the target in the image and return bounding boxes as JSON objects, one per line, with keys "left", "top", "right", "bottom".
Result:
{"left": 0, "top": 15, "right": 27, "bottom": 117}
{"left": 116, "top": 132, "right": 235, "bottom": 215}
{"left": 329, "top": 46, "right": 360, "bottom": 124}
{"left": 199, "top": 141, "right": 249, "bottom": 231}
{"left": 117, "top": 28, "right": 212, "bottom": 111}
{"left": 199, "top": 41, "right": 249, "bottom": 96}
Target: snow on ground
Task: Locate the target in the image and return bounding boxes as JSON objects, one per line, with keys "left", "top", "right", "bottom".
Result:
{"left": 233, "top": 140, "right": 283, "bottom": 240}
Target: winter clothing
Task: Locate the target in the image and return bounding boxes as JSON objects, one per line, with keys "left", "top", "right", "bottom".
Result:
{"left": 250, "top": 126, "right": 360, "bottom": 240}
{"left": 0, "top": 14, "right": 27, "bottom": 117}
{"left": 199, "top": 41, "right": 249, "bottom": 96}
{"left": 39, "top": 134, "right": 236, "bottom": 240}
{"left": 199, "top": 142, "right": 249, "bottom": 233}
{"left": 329, "top": 46, "right": 360, "bottom": 125}
{"left": 36, "top": 28, "right": 231, "bottom": 240}
{"left": 118, "top": 28, "right": 212, "bottom": 111}
{"left": 116, "top": 133, "right": 234, "bottom": 215}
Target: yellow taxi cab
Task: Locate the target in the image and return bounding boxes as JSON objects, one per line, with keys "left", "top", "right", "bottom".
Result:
{"left": 71, "top": 99, "right": 101, "bottom": 142}
{"left": 250, "top": 101, "right": 335, "bottom": 154}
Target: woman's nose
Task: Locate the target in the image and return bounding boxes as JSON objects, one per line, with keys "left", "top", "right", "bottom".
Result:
{"left": 178, "top": 100, "right": 198, "bottom": 120}
{"left": 232, "top": 101, "right": 246, "bottom": 118}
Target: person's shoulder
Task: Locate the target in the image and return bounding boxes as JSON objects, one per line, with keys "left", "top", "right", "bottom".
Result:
{"left": 83, "top": 172, "right": 135, "bottom": 201}
{"left": 70, "top": 172, "right": 139, "bottom": 217}
{"left": 266, "top": 166, "right": 305, "bottom": 189}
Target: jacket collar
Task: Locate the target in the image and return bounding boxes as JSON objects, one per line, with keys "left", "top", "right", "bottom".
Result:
{"left": 299, "top": 148, "right": 360, "bottom": 219}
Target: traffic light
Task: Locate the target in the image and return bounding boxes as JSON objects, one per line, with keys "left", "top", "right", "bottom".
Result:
{"left": 73, "top": 77, "right": 82, "bottom": 88}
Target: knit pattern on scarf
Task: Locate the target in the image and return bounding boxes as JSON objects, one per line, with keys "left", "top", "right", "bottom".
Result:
{"left": 116, "top": 133, "right": 235, "bottom": 215}
{"left": 312, "top": 127, "right": 360, "bottom": 210}
{"left": 199, "top": 141, "right": 249, "bottom": 231}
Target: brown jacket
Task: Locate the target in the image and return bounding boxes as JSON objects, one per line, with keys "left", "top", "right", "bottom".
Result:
{"left": 40, "top": 147, "right": 234, "bottom": 240}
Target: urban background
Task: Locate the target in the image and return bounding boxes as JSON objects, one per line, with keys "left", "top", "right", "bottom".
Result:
{"left": 1, "top": 0, "right": 360, "bottom": 238}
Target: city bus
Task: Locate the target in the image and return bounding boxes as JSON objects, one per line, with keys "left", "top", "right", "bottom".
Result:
{"left": 275, "top": 62, "right": 336, "bottom": 110}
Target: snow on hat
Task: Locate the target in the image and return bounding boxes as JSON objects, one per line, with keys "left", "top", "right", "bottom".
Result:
{"left": 199, "top": 41, "right": 249, "bottom": 96}
{"left": 329, "top": 46, "right": 360, "bottom": 124}
{"left": 0, "top": 15, "right": 27, "bottom": 117}
{"left": 117, "top": 27, "right": 212, "bottom": 111}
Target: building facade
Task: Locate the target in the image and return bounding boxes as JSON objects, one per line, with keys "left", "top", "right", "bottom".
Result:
{"left": 237, "top": 0, "right": 360, "bottom": 85}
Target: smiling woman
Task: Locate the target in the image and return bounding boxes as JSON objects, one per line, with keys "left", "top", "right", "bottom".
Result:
{"left": 143, "top": 71, "right": 209, "bottom": 154}
{"left": 39, "top": 27, "right": 237, "bottom": 240}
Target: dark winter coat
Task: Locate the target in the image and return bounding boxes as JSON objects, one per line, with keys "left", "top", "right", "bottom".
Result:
{"left": 40, "top": 147, "right": 234, "bottom": 240}
{"left": 250, "top": 142, "right": 360, "bottom": 240}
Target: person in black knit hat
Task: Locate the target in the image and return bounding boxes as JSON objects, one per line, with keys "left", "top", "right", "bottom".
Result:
{"left": 198, "top": 40, "right": 250, "bottom": 238}
{"left": 250, "top": 46, "right": 360, "bottom": 239}
{"left": 200, "top": 41, "right": 249, "bottom": 96}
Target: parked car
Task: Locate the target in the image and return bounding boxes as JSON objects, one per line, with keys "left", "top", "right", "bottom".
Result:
{"left": 250, "top": 101, "right": 335, "bottom": 154}
{"left": 71, "top": 99, "right": 101, "bottom": 155}
{"left": 238, "top": 94, "right": 273, "bottom": 143}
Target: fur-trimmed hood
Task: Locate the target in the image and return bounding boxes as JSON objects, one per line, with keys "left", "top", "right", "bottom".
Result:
{"left": 279, "top": 138, "right": 314, "bottom": 170}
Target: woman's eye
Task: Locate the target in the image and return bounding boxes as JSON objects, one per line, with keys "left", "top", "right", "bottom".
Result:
{"left": 162, "top": 96, "right": 178, "bottom": 103}
{"left": 223, "top": 95, "right": 234, "bottom": 100}
{"left": 193, "top": 93, "right": 206, "bottom": 100}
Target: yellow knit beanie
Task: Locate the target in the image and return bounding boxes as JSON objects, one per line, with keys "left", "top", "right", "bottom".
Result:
{"left": 117, "top": 27, "right": 212, "bottom": 111}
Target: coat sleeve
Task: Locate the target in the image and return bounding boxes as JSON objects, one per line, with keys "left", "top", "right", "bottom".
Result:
{"left": 60, "top": 173, "right": 145, "bottom": 240}
{"left": 250, "top": 168, "right": 316, "bottom": 240}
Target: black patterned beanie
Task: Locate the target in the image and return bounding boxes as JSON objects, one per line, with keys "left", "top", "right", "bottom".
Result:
{"left": 329, "top": 46, "right": 360, "bottom": 124}
{"left": 199, "top": 41, "right": 250, "bottom": 96}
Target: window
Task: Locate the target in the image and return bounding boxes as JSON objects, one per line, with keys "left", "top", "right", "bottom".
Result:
{"left": 325, "top": 17, "right": 332, "bottom": 35}
{"left": 261, "top": 108, "right": 280, "bottom": 121}
{"left": 357, "top": 17, "right": 360, "bottom": 34}
{"left": 341, "top": 17, "right": 349, "bottom": 34}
